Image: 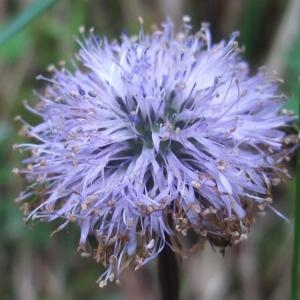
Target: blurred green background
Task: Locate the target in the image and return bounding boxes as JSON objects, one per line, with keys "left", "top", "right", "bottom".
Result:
{"left": 0, "top": 0, "right": 299, "bottom": 299}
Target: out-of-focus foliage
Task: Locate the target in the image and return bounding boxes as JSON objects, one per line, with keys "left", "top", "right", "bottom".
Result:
{"left": 0, "top": 1, "right": 298, "bottom": 299}
{"left": 0, "top": 0, "right": 59, "bottom": 47}
{"left": 285, "top": 34, "right": 300, "bottom": 112}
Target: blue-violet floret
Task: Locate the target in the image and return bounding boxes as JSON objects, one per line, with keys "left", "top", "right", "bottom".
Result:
{"left": 15, "top": 18, "right": 296, "bottom": 287}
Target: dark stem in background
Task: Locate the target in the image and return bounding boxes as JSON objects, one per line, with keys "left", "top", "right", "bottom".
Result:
{"left": 158, "top": 243, "right": 180, "bottom": 300}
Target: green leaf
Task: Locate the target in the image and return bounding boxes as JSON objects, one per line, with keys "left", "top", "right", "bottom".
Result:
{"left": 290, "top": 90, "right": 300, "bottom": 300}
{"left": 0, "top": 0, "right": 60, "bottom": 47}
{"left": 285, "top": 96, "right": 299, "bottom": 113}
{"left": 0, "top": 28, "right": 32, "bottom": 63}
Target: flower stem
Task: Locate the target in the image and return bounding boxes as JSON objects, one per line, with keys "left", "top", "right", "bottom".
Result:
{"left": 158, "top": 244, "right": 180, "bottom": 300}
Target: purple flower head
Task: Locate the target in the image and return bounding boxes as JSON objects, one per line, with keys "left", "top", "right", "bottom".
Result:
{"left": 15, "top": 18, "right": 296, "bottom": 286}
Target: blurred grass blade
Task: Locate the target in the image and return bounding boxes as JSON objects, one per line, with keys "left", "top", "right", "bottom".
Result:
{"left": 291, "top": 88, "right": 300, "bottom": 300}
{"left": 0, "top": 0, "right": 59, "bottom": 47}
{"left": 240, "top": 0, "right": 267, "bottom": 57}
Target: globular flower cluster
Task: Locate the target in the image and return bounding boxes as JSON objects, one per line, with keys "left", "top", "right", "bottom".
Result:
{"left": 15, "top": 18, "right": 295, "bottom": 287}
